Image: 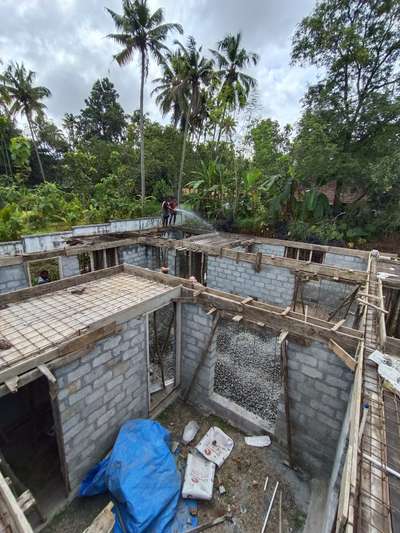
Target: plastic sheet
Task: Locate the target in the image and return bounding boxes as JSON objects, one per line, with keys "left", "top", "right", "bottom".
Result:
{"left": 80, "top": 419, "right": 181, "bottom": 533}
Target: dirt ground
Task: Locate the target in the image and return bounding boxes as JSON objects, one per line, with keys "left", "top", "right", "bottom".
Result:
{"left": 158, "top": 400, "right": 309, "bottom": 533}
{"left": 41, "top": 399, "right": 308, "bottom": 532}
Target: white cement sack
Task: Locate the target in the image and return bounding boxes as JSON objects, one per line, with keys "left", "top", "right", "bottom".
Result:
{"left": 196, "top": 426, "right": 234, "bottom": 467}
{"left": 182, "top": 420, "right": 200, "bottom": 444}
{"left": 182, "top": 452, "right": 215, "bottom": 501}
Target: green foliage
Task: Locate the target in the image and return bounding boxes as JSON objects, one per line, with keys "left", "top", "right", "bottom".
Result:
{"left": 76, "top": 78, "right": 127, "bottom": 142}
{"left": 9, "top": 136, "right": 31, "bottom": 182}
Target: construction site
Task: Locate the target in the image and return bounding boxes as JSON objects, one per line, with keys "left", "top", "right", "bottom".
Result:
{"left": 0, "top": 216, "right": 399, "bottom": 533}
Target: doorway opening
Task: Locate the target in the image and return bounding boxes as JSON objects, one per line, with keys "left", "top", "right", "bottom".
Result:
{"left": 147, "top": 303, "right": 179, "bottom": 412}
{"left": 0, "top": 377, "right": 66, "bottom": 524}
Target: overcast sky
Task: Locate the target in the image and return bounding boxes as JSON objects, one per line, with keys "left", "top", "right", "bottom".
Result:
{"left": 0, "top": 0, "right": 318, "bottom": 130}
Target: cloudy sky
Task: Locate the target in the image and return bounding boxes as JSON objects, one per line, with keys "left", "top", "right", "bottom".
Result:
{"left": 0, "top": 0, "right": 318, "bottom": 129}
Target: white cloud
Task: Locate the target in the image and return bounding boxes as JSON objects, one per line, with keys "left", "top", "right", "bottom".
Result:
{"left": 0, "top": 0, "right": 318, "bottom": 128}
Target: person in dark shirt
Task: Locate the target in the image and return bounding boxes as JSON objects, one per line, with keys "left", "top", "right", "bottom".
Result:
{"left": 169, "top": 197, "right": 177, "bottom": 225}
{"left": 37, "top": 270, "right": 50, "bottom": 284}
{"left": 161, "top": 198, "right": 170, "bottom": 227}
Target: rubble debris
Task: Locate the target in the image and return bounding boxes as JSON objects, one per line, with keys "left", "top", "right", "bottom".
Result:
{"left": 69, "top": 286, "right": 86, "bottom": 294}
{"left": 0, "top": 338, "right": 12, "bottom": 350}
{"left": 182, "top": 452, "right": 216, "bottom": 501}
{"left": 196, "top": 427, "right": 234, "bottom": 467}
{"left": 218, "top": 484, "right": 226, "bottom": 495}
{"left": 369, "top": 350, "right": 400, "bottom": 393}
{"left": 182, "top": 420, "right": 200, "bottom": 444}
{"left": 245, "top": 435, "right": 271, "bottom": 448}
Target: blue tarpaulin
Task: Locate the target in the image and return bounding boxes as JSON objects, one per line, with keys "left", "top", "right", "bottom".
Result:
{"left": 80, "top": 419, "right": 184, "bottom": 533}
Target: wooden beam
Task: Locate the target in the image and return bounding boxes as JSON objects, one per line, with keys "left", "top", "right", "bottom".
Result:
{"left": 331, "top": 319, "right": 346, "bottom": 332}
{"left": 138, "top": 236, "right": 367, "bottom": 283}
{"left": 0, "top": 470, "right": 33, "bottom": 533}
{"left": 122, "top": 264, "right": 363, "bottom": 349}
{"left": 357, "top": 298, "right": 388, "bottom": 314}
{"left": 329, "top": 339, "right": 357, "bottom": 371}
{"left": 37, "top": 364, "right": 56, "bottom": 384}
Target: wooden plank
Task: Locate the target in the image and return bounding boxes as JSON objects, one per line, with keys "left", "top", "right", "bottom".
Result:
{"left": 357, "top": 298, "right": 388, "bottom": 314}
{"left": 37, "top": 364, "right": 56, "bottom": 384}
{"left": 232, "top": 314, "right": 243, "bottom": 322}
{"left": 5, "top": 377, "right": 18, "bottom": 393}
{"left": 331, "top": 319, "right": 346, "bottom": 332}
{"left": 329, "top": 340, "right": 357, "bottom": 372}
{"left": 0, "top": 471, "right": 33, "bottom": 533}
{"left": 83, "top": 502, "right": 114, "bottom": 533}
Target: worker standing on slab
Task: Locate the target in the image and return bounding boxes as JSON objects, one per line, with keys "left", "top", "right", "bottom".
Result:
{"left": 161, "top": 197, "right": 170, "bottom": 227}
{"left": 169, "top": 197, "right": 177, "bottom": 225}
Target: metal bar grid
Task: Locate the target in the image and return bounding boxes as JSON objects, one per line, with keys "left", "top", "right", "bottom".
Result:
{"left": 0, "top": 272, "right": 171, "bottom": 373}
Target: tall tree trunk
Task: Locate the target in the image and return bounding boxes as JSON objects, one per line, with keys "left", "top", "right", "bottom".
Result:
{"left": 177, "top": 111, "right": 190, "bottom": 205}
{"left": 27, "top": 115, "right": 45, "bottom": 181}
{"left": 139, "top": 53, "right": 146, "bottom": 212}
{"left": 216, "top": 103, "right": 227, "bottom": 144}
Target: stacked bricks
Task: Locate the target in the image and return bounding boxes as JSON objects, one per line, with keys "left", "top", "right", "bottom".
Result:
{"left": 54, "top": 317, "right": 148, "bottom": 490}
{"left": 0, "top": 264, "right": 28, "bottom": 293}
{"left": 324, "top": 252, "right": 367, "bottom": 272}
{"left": 181, "top": 303, "right": 216, "bottom": 403}
{"left": 206, "top": 256, "right": 295, "bottom": 307}
{"left": 275, "top": 339, "right": 353, "bottom": 478}
{"left": 60, "top": 256, "right": 80, "bottom": 278}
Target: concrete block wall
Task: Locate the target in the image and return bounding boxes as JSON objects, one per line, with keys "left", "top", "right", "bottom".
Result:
{"left": 54, "top": 317, "right": 148, "bottom": 490}
{"left": 207, "top": 255, "right": 295, "bottom": 307}
{"left": 167, "top": 249, "right": 176, "bottom": 276}
{"left": 253, "top": 243, "right": 285, "bottom": 256}
{"left": 324, "top": 252, "right": 367, "bottom": 271}
{"left": 120, "top": 244, "right": 148, "bottom": 268}
{"left": 302, "top": 279, "right": 356, "bottom": 313}
{"left": 61, "top": 256, "right": 80, "bottom": 278}
{"left": 0, "top": 264, "right": 28, "bottom": 293}
{"left": 275, "top": 339, "right": 353, "bottom": 478}
{"left": 181, "top": 303, "right": 216, "bottom": 402}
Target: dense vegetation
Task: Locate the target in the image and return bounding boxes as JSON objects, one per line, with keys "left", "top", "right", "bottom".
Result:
{"left": 0, "top": 0, "right": 400, "bottom": 246}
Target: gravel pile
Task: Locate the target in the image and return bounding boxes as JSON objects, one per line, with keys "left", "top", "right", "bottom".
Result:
{"left": 214, "top": 320, "right": 281, "bottom": 425}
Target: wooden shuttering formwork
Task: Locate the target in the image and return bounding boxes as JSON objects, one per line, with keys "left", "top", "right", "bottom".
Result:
{"left": 137, "top": 235, "right": 368, "bottom": 284}
{"left": 336, "top": 252, "right": 397, "bottom": 533}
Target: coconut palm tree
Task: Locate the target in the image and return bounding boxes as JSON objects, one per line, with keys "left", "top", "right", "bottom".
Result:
{"left": 106, "top": 0, "right": 183, "bottom": 210}
{"left": 153, "top": 37, "right": 214, "bottom": 203}
{"left": 1, "top": 62, "right": 51, "bottom": 181}
{"left": 210, "top": 33, "right": 259, "bottom": 142}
